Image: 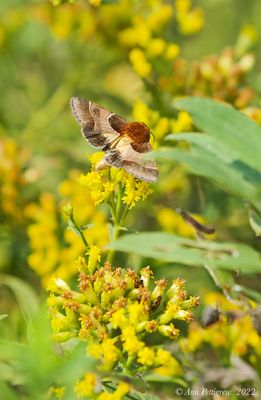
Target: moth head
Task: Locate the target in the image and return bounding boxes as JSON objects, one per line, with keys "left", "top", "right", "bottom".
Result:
{"left": 120, "top": 122, "right": 151, "bottom": 144}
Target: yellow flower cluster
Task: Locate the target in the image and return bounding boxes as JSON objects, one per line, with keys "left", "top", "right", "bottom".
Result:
{"left": 0, "top": 138, "right": 29, "bottom": 222}
{"left": 74, "top": 372, "right": 97, "bottom": 398}
{"left": 49, "top": 386, "right": 65, "bottom": 399}
{"left": 26, "top": 170, "right": 108, "bottom": 284}
{"left": 74, "top": 372, "right": 129, "bottom": 400}
{"left": 48, "top": 262, "right": 199, "bottom": 377}
{"left": 160, "top": 47, "right": 257, "bottom": 111}
{"left": 179, "top": 292, "right": 261, "bottom": 364}
{"left": 49, "top": 0, "right": 102, "bottom": 8}
{"left": 175, "top": 0, "right": 204, "bottom": 35}
{"left": 79, "top": 152, "right": 152, "bottom": 209}
{"left": 119, "top": 1, "right": 182, "bottom": 79}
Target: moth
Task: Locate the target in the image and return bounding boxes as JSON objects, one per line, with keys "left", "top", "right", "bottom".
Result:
{"left": 70, "top": 97, "right": 158, "bottom": 182}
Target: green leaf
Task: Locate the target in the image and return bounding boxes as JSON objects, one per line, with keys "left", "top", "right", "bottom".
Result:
{"left": 67, "top": 218, "right": 81, "bottom": 237}
{"left": 246, "top": 206, "right": 261, "bottom": 237}
{"left": 0, "top": 275, "right": 39, "bottom": 320}
{"left": 0, "top": 314, "right": 8, "bottom": 321}
{"left": 166, "top": 132, "right": 242, "bottom": 164}
{"left": 107, "top": 232, "right": 261, "bottom": 274}
{"left": 154, "top": 147, "right": 261, "bottom": 212}
{"left": 174, "top": 97, "right": 261, "bottom": 173}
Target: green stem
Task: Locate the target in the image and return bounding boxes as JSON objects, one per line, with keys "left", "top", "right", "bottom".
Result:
{"left": 119, "top": 204, "right": 130, "bottom": 226}
{"left": 107, "top": 185, "right": 125, "bottom": 263}
{"left": 70, "top": 213, "right": 89, "bottom": 248}
{"left": 107, "top": 224, "right": 120, "bottom": 264}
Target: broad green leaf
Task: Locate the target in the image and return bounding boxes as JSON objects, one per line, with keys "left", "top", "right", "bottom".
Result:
{"left": 0, "top": 275, "right": 39, "bottom": 320}
{"left": 166, "top": 133, "right": 242, "bottom": 164}
{"left": 166, "top": 133, "right": 261, "bottom": 185}
{"left": 107, "top": 232, "right": 261, "bottom": 274}
{"left": 0, "top": 314, "right": 8, "bottom": 321}
{"left": 247, "top": 206, "right": 261, "bottom": 237}
{"left": 154, "top": 147, "right": 261, "bottom": 212}
{"left": 174, "top": 97, "right": 261, "bottom": 173}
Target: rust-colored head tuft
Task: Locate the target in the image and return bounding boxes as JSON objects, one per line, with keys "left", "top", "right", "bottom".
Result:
{"left": 120, "top": 122, "right": 150, "bottom": 144}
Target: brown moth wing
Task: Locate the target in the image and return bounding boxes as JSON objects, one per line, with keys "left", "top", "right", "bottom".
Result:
{"left": 70, "top": 97, "right": 127, "bottom": 149}
{"left": 131, "top": 142, "right": 152, "bottom": 153}
{"left": 104, "top": 137, "right": 158, "bottom": 183}
{"left": 70, "top": 97, "right": 158, "bottom": 182}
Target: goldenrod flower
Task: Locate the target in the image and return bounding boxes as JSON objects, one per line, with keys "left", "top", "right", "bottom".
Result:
{"left": 49, "top": 259, "right": 198, "bottom": 373}
{"left": 74, "top": 372, "right": 97, "bottom": 397}
{"left": 137, "top": 346, "right": 155, "bottom": 366}
{"left": 146, "top": 38, "right": 166, "bottom": 57}
{"left": 89, "top": 0, "right": 101, "bottom": 7}
{"left": 179, "top": 292, "right": 261, "bottom": 362}
{"left": 49, "top": 386, "right": 65, "bottom": 399}
{"left": 122, "top": 327, "right": 144, "bottom": 355}
{"left": 122, "top": 175, "right": 152, "bottom": 209}
{"left": 165, "top": 43, "right": 180, "bottom": 60}
{"left": 26, "top": 169, "right": 108, "bottom": 284}
{"left": 97, "top": 382, "right": 130, "bottom": 400}
{"left": 86, "top": 245, "right": 101, "bottom": 274}
{"left": 110, "top": 309, "right": 128, "bottom": 329}
{"left": 129, "top": 48, "right": 152, "bottom": 78}
{"left": 175, "top": 0, "right": 204, "bottom": 35}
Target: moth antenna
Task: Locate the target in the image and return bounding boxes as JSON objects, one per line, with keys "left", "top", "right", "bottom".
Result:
{"left": 150, "top": 130, "right": 156, "bottom": 143}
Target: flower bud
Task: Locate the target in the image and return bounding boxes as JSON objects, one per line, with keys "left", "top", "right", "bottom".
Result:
{"left": 63, "top": 203, "right": 73, "bottom": 217}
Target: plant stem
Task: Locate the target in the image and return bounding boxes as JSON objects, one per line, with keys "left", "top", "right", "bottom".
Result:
{"left": 107, "top": 185, "right": 129, "bottom": 264}
{"left": 70, "top": 214, "right": 89, "bottom": 248}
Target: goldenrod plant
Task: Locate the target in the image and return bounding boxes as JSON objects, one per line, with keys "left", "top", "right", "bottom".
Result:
{"left": 0, "top": 0, "right": 261, "bottom": 399}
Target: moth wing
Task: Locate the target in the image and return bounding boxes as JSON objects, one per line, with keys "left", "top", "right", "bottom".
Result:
{"left": 104, "top": 138, "right": 158, "bottom": 183}
{"left": 70, "top": 97, "right": 127, "bottom": 149}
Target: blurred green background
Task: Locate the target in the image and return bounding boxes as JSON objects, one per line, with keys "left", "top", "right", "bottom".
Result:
{"left": 0, "top": 1, "right": 261, "bottom": 398}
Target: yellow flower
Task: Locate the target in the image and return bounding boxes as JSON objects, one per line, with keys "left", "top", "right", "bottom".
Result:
{"left": 175, "top": 0, "right": 190, "bottom": 15}
{"left": 114, "top": 382, "right": 130, "bottom": 398}
{"left": 122, "top": 327, "right": 144, "bottom": 355}
{"left": 27, "top": 169, "right": 108, "bottom": 284}
{"left": 89, "top": 151, "right": 105, "bottom": 168}
{"left": 49, "top": 261, "right": 198, "bottom": 375}
{"left": 165, "top": 43, "right": 180, "bottom": 60}
{"left": 100, "top": 338, "right": 119, "bottom": 370}
{"left": 110, "top": 309, "right": 128, "bottom": 329}
{"left": 171, "top": 111, "right": 192, "bottom": 133}
{"left": 175, "top": 0, "right": 204, "bottom": 35}
{"left": 146, "top": 38, "right": 166, "bottom": 57}
{"left": 88, "top": 342, "right": 102, "bottom": 359}
{"left": 137, "top": 346, "right": 155, "bottom": 366}
{"left": 86, "top": 245, "right": 101, "bottom": 274}
{"left": 154, "top": 117, "right": 170, "bottom": 139}
{"left": 122, "top": 175, "right": 152, "bottom": 209}
{"left": 129, "top": 48, "right": 152, "bottom": 78}
{"left": 146, "top": 4, "right": 173, "bottom": 31}
{"left": 132, "top": 100, "right": 152, "bottom": 125}
{"left": 119, "top": 24, "right": 151, "bottom": 48}
{"left": 155, "top": 348, "right": 172, "bottom": 365}
{"left": 74, "top": 372, "right": 97, "bottom": 397}
{"left": 49, "top": 386, "right": 65, "bottom": 399}
{"left": 89, "top": 0, "right": 101, "bottom": 7}
{"left": 79, "top": 171, "right": 105, "bottom": 205}
{"left": 154, "top": 355, "right": 182, "bottom": 376}
{"left": 97, "top": 382, "right": 130, "bottom": 400}
{"left": 235, "top": 25, "right": 258, "bottom": 56}
{"left": 128, "top": 302, "right": 147, "bottom": 327}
